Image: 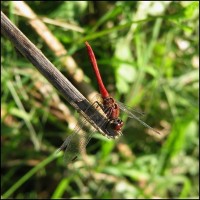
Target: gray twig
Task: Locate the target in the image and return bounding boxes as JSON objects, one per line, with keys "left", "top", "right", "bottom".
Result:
{"left": 1, "top": 11, "right": 116, "bottom": 137}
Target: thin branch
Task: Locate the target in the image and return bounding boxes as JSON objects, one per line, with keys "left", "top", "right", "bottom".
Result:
{"left": 13, "top": 1, "right": 97, "bottom": 101}
{"left": 1, "top": 11, "right": 117, "bottom": 137}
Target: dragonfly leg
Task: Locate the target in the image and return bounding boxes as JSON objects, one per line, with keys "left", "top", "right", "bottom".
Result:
{"left": 92, "top": 100, "right": 104, "bottom": 110}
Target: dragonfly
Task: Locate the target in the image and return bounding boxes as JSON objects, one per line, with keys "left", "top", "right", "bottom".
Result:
{"left": 58, "top": 41, "right": 160, "bottom": 162}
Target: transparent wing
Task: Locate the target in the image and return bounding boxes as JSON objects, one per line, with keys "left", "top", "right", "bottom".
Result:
{"left": 116, "top": 100, "right": 160, "bottom": 134}
{"left": 116, "top": 100, "right": 145, "bottom": 118}
{"left": 57, "top": 99, "right": 112, "bottom": 163}
{"left": 57, "top": 117, "right": 95, "bottom": 163}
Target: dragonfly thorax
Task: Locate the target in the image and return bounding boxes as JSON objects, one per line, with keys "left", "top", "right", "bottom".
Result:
{"left": 103, "top": 96, "right": 120, "bottom": 119}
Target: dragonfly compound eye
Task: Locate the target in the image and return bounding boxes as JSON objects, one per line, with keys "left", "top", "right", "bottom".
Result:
{"left": 110, "top": 119, "right": 124, "bottom": 131}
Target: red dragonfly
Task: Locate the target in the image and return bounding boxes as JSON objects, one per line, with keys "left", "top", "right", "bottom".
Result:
{"left": 58, "top": 41, "right": 160, "bottom": 162}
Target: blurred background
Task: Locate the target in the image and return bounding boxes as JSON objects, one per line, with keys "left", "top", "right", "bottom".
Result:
{"left": 1, "top": 1, "right": 199, "bottom": 199}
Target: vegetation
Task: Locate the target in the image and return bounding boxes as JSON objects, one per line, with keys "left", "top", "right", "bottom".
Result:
{"left": 1, "top": 1, "right": 199, "bottom": 199}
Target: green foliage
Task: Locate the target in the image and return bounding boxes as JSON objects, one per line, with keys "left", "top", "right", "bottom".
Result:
{"left": 1, "top": 1, "right": 199, "bottom": 199}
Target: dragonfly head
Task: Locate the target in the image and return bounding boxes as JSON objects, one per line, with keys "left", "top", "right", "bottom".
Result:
{"left": 110, "top": 118, "right": 124, "bottom": 132}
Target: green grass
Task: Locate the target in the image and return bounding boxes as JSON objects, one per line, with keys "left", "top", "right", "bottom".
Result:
{"left": 1, "top": 1, "right": 199, "bottom": 199}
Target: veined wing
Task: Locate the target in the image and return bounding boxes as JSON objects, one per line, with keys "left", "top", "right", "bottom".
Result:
{"left": 57, "top": 117, "right": 95, "bottom": 163}
{"left": 115, "top": 100, "right": 145, "bottom": 118}
{"left": 57, "top": 100, "right": 114, "bottom": 163}
{"left": 116, "top": 100, "right": 160, "bottom": 134}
